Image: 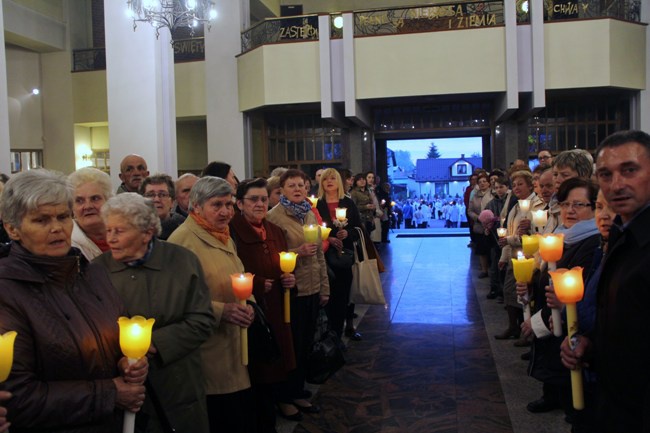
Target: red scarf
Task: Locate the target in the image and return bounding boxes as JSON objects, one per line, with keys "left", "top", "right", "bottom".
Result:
{"left": 190, "top": 211, "right": 231, "bottom": 246}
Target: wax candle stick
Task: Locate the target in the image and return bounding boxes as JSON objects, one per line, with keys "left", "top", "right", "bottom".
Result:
{"left": 279, "top": 252, "right": 298, "bottom": 323}
{"left": 549, "top": 267, "right": 585, "bottom": 410}
{"left": 231, "top": 273, "right": 254, "bottom": 365}
{"left": 118, "top": 316, "right": 155, "bottom": 433}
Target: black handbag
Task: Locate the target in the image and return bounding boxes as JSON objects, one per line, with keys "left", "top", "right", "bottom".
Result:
{"left": 306, "top": 309, "right": 346, "bottom": 384}
{"left": 247, "top": 300, "right": 280, "bottom": 364}
{"left": 325, "top": 246, "right": 355, "bottom": 269}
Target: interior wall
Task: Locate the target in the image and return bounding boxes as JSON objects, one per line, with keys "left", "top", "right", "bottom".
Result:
{"left": 177, "top": 119, "right": 208, "bottom": 174}
{"left": 5, "top": 46, "right": 43, "bottom": 150}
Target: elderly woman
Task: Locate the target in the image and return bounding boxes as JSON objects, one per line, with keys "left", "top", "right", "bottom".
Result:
{"left": 467, "top": 172, "right": 493, "bottom": 278}
{"left": 140, "top": 174, "right": 186, "bottom": 240}
{"left": 0, "top": 169, "right": 147, "bottom": 432}
{"left": 266, "top": 175, "right": 282, "bottom": 209}
{"left": 68, "top": 167, "right": 113, "bottom": 260}
{"left": 316, "top": 168, "right": 363, "bottom": 340}
{"left": 167, "top": 176, "right": 255, "bottom": 433}
{"left": 229, "top": 178, "right": 297, "bottom": 429}
{"left": 495, "top": 170, "right": 545, "bottom": 340}
{"left": 94, "top": 193, "right": 215, "bottom": 433}
{"left": 517, "top": 178, "right": 600, "bottom": 427}
{"left": 266, "top": 169, "right": 329, "bottom": 416}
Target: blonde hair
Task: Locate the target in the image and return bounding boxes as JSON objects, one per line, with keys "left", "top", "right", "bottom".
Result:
{"left": 317, "top": 168, "right": 345, "bottom": 200}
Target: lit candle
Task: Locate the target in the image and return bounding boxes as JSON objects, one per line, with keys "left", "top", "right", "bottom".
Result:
{"left": 320, "top": 223, "right": 332, "bottom": 240}
{"left": 390, "top": 201, "right": 396, "bottom": 207}
{"left": 497, "top": 228, "right": 507, "bottom": 238}
{"left": 518, "top": 199, "right": 531, "bottom": 213}
{"left": 549, "top": 266, "right": 585, "bottom": 410}
{"left": 231, "top": 273, "right": 254, "bottom": 366}
{"left": 118, "top": 316, "right": 155, "bottom": 433}
{"left": 521, "top": 234, "right": 540, "bottom": 257}
{"left": 307, "top": 195, "right": 318, "bottom": 208}
{"left": 279, "top": 252, "right": 298, "bottom": 323}
{"left": 512, "top": 251, "right": 535, "bottom": 321}
{"left": 335, "top": 207, "right": 347, "bottom": 222}
{"left": 538, "top": 233, "right": 565, "bottom": 336}
{"left": 303, "top": 224, "right": 319, "bottom": 243}
{"left": 532, "top": 209, "right": 548, "bottom": 232}
{"left": 0, "top": 331, "right": 17, "bottom": 382}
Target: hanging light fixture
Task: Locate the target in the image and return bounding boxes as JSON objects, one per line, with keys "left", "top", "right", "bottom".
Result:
{"left": 126, "top": 0, "right": 217, "bottom": 39}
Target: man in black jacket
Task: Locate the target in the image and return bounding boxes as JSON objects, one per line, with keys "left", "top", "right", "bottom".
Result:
{"left": 561, "top": 130, "right": 650, "bottom": 433}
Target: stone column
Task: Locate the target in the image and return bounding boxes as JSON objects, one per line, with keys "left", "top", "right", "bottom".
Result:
{"left": 104, "top": 1, "right": 178, "bottom": 187}
{"left": 0, "top": 0, "right": 11, "bottom": 175}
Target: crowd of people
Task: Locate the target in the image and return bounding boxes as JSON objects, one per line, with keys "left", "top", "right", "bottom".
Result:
{"left": 466, "top": 131, "right": 650, "bottom": 433}
{"left": 0, "top": 158, "right": 387, "bottom": 433}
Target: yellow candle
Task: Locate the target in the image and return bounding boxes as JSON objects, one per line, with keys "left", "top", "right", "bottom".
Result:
{"left": 497, "top": 228, "right": 507, "bottom": 238}
{"left": 532, "top": 209, "right": 548, "bottom": 229}
{"left": 511, "top": 251, "right": 535, "bottom": 284}
{"left": 303, "top": 224, "right": 319, "bottom": 243}
{"left": 335, "top": 207, "right": 347, "bottom": 222}
{"left": 549, "top": 267, "right": 585, "bottom": 410}
{"left": 307, "top": 195, "right": 318, "bottom": 208}
{"left": 539, "top": 233, "right": 564, "bottom": 264}
{"left": 0, "top": 331, "right": 17, "bottom": 382}
{"left": 278, "top": 252, "right": 297, "bottom": 324}
{"left": 231, "top": 273, "right": 254, "bottom": 366}
{"left": 521, "top": 234, "right": 539, "bottom": 257}
{"left": 320, "top": 224, "right": 332, "bottom": 240}
{"left": 279, "top": 252, "right": 298, "bottom": 273}
{"left": 117, "top": 316, "right": 155, "bottom": 361}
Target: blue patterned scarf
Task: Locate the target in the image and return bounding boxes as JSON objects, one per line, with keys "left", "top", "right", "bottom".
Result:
{"left": 280, "top": 195, "right": 312, "bottom": 224}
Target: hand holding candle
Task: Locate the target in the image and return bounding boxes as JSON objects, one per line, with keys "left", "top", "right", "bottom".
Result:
{"left": 539, "top": 233, "right": 565, "bottom": 336}
{"left": 279, "top": 252, "right": 298, "bottom": 323}
{"left": 118, "top": 316, "right": 155, "bottom": 433}
{"left": 231, "top": 273, "right": 254, "bottom": 365}
{"left": 550, "top": 267, "right": 585, "bottom": 410}
{"left": 512, "top": 251, "right": 535, "bottom": 320}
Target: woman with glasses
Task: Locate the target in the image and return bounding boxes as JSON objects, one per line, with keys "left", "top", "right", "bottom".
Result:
{"left": 229, "top": 178, "right": 297, "bottom": 431}
{"left": 516, "top": 178, "right": 600, "bottom": 427}
{"left": 140, "top": 174, "right": 185, "bottom": 240}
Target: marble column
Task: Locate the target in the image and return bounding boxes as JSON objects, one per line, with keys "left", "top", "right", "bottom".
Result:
{"left": 0, "top": 0, "right": 11, "bottom": 176}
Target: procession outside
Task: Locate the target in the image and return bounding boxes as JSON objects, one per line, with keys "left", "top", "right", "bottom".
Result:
{"left": 387, "top": 137, "right": 482, "bottom": 230}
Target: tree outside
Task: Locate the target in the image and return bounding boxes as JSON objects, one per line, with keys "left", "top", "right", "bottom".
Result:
{"left": 427, "top": 142, "right": 441, "bottom": 159}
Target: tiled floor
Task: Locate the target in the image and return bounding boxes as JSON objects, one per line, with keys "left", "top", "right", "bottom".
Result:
{"left": 279, "top": 227, "right": 569, "bottom": 433}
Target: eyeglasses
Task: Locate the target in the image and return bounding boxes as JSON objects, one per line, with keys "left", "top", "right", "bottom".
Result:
{"left": 539, "top": 155, "right": 552, "bottom": 161}
{"left": 559, "top": 201, "right": 591, "bottom": 210}
{"left": 144, "top": 192, "right": 171, "bottom": 199}
{"left": 243, "top": 196, "right": 269, "bottom": 204}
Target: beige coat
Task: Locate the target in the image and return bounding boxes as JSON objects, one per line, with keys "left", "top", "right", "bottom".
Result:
{"left": 499, "top": 192, "right": 545, "bottom": 263}
{"left": 266, "top": 204, "right": 330, "bottom": 297}
{"left": 167, "top": 216, "right": 251, "bottom": 395}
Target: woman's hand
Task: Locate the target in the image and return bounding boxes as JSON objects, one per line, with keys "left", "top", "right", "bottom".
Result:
{"left": 280, "top": 273, "right": 295, "bottom": 289}
{"left": 328, "top": 237, "right": 343, "bottom": 251}
{"left": 222, "top": 302, "right": 254, "bottom": 327}
{"left": 264, "top": 279, "right": 274, "bottom": 293}
{"left": 545, "top": 285, "right": 563, "bottom": 309}
{"left": 515, "top": 282, "right": 529, "bottom": 298}
{"left": 296, "top": 242, "right": 317, "bottom": 257}
{"left": 0, "top": 391, "right": 12, "bottom": 433}
{"left": 520, "top": 318, "right": 533, "bottom": 339}
{"left": 319, "top": 294, "right": 329, "bottom": 306}
{"left": 113, "top": 376, "right": 146, "bottom": 413}
{"left": 498, "top": 237, "right": 507, "bottom": 248}
{"left": 118, "top": 356, "right": 148, "bottom": 385}
{"left": 336, "top": 229, "right": 348, "bottom": 240}
{"left": 517, "top": 218, "right": 531, "bottom": 235}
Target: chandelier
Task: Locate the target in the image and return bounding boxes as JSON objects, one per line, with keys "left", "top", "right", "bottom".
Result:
{"left": 126, "top": 0, "right": 217, "bottom": 39}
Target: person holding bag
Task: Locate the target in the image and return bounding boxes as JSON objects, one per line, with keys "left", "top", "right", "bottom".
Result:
{"left": 316, "top": 169, "right": 363, "bottom": 341}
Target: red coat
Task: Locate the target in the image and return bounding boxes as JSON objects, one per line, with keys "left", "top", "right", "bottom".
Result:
{"left": 230, "top": 213, "right": 296, "bottom": 384}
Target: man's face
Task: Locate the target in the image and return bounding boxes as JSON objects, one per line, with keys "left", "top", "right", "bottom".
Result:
{"left": 596, "top": 142, "right": 650, "bottom": 223}
{"left": 119, "top": 156, "right": 149, "bottom": 192}
{"left": 538, "top": 170, "right": 555, "bottom": 204}
{"left": 538, "top": 151, "right": 552, "bottom": 165}
{"left": 175, "top": 176, "right": 198, "bottom": 212}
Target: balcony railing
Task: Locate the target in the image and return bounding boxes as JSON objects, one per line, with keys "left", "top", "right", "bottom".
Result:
{"left": 241, "top": 14, "right": 320, "bottom": 53}
{"left": 72, "top": 37, "right": 205, "bottom": 72}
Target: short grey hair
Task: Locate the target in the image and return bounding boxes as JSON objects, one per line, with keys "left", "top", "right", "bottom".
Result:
{"left": 0, "top": 169, "right": 72, "bottom": 227}
{"left": 553, "top": 150, "right": 593, "bottom": 179}
{"left": 68, "top": 167, "right": 114, "bottom": 200}
{"left": 189, "top": 176, "right": 232, "bottom": 210}
{"left": 101, "top": 193, "right": 162, "bottom": 236}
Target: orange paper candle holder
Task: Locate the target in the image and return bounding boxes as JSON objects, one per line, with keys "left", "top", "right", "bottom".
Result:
{"left": 231, "top": 273, "right": 254, "bottom": 300}
{"left": 539, "top": 233, "right": 564, "bottom": 263}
